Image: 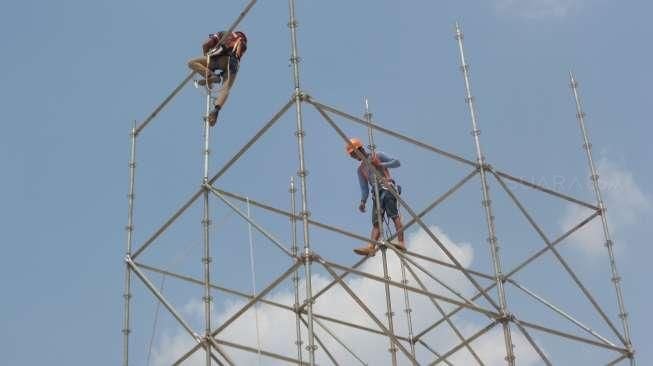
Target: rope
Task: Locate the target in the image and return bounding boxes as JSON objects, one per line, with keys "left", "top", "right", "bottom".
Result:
{"left": 381, "top": 200, "right": 417, "bottom": 357}
{"left": 145, "top": 210, "right": 235, "bottom": 365}
{"left": 246, "top": 198, "right": 263, "bottom": 365}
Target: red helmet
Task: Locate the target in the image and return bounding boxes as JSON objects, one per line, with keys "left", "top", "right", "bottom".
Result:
{"left": 346, "top": 138, "right": 363, "bottom": 155}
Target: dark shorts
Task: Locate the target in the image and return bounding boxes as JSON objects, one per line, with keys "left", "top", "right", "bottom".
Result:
{"left": 209, "top": 54, "right": 239, "bottom": 75}
{"left": 371, "top": 189, "right": 399, "bottom": 226}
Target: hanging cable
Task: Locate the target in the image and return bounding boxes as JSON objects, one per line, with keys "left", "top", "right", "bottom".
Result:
{"left": 145, "top": 210, "right": 235, "bottom": 366}
{"left": 247, "top": 198, "right": 263, "bottom": 365}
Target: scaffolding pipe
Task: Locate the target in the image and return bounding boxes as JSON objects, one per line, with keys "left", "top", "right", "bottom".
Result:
{"left": 298, "top": 316, "right": 339, "bottom": 365}
{"left": 208, "top": 186, "right": 294, "bottom": 258}
{"left": 414, "top": 210, "right": 600, "bottom": 342}
{"left": 403, "top": 260, "right": 485, "bottom": 365}
{"left": 569, "top": 72, "right": 634, "bottom": 360}
{"left": 202, "top": 83, "right": 213, "bottom": 366}
{"left": 516, "top": 318, "right": 627, "bottom": 353}
{"left": 429, "top": 321, "right": 498, "bottom": 366}
{"left": 454, "top": 22, "right": 515, "bottom": 365}
{"left": 508, "top": 279, "right": 615, "bottom": 347}
{"left": 320, "top": 261, "right": 419, "bottom": 365}
{"left": 364, "top": 98, "right": 398, "bottom": 365}
{"left": 246, "top": 198, "right": 262, "bottom": 364}
{"left": 122, "top": 122, "right": 137, "bottom": 366}
{"left": 135, "top": 72, "right": 195, "bottom": 135}
{"left": 135, "top": 261, "right": 412, "bottom": 343}
{"left": 308, "top": 97, "right": 598, "bottom": 210}
{"left": 312, "top": 101, "right": 502, "bottom": 312}
{"left": 419, "top": 340, "right": 454, "bottom": 366}
{"left": 313, "top": 316, "right": 368, "bottom": 365}
{"left": 289, "top": 177, "right": 304, "bottom": 364}
{"left": 288, "top": 0, "right": 317, "bottom": 363}
{"left": 127, "top": 258, "right": 202, "bottom": 342}
{"left": 491, "top": 170, "right": 626, "bottom": 343}
{"left": 399, "top": 258, "right": 416, "bottom": 358}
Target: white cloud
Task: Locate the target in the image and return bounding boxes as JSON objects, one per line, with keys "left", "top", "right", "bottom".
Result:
{"left": 560, "top": 157, "right": 651, "bottom": 256}
{"left": 495, "top": 0, "right": 582, "bottom": 19}
{"left": 151, "top": 226, "right": 541, "bottom": 365}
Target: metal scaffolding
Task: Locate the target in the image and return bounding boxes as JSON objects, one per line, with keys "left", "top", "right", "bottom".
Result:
{"left": 121, "top": 2, "right": 636, "bottom": 365}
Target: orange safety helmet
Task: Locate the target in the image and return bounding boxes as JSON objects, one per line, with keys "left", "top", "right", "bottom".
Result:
{"left": 345, "top": 138, "right": 364, "bottom": 155}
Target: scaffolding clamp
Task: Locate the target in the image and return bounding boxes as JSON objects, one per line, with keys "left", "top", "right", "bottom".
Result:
{"left": 496, "top": 312, "right": 514, "bottom": 325}
{"left": 301, "top": 249, "right": 319, "bottom": 264}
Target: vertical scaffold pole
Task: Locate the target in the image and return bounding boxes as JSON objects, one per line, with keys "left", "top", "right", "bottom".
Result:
{"left": 202, "top": 88, "right": 213, "bottom": 366}
{"left": 569, "top": 72, "right": 635, "bottom": 364}
{"left": 399, "top": 262, "right": 416, "bottom": 357}
{"left": 289, "top": 177, "right": 304, "bottom": 364}
{"left": 454, "top": 22, "right": 515, "bottom": 365}
{"left": 288, "top": 0, "right": 317, "bottom": 364}
{"left": 365, "top": 97, "right": 398, "bottom": 365}
{"left": 122, "top": 122, "right": 137, "bottom": 366}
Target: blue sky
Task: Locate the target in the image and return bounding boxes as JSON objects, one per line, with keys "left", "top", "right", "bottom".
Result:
{"left": 1, "top": 0, "right": 651, "bottom": 365}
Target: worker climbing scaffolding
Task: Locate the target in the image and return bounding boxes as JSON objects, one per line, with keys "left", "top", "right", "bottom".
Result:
{"left": 187, "top": 30, "right": 248, "bottom": 126}
{"left": 346, "top": 137, "right": 406, "bottom": 256}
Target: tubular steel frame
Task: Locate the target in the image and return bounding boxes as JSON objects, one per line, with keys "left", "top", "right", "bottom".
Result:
{"left": 122, "top": 3, "right": 636, "bottom": 365}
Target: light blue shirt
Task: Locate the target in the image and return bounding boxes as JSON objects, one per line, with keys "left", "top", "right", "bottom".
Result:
{"left": 357, "top": 151, "right": 400, "bottom": 203}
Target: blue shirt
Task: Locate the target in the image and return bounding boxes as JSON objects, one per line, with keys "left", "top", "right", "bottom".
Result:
{"left": 357, "top": 151, "right": 400, "bottom": 203}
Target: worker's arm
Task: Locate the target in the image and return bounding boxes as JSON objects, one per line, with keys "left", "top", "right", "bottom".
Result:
{"left": 374, "top": 151, "right": 400, "bottom": 169}
{"left": 357, "top": 167, "right": 369, "bottom": 212}
{"left": 202, "top": 32, "right": 223, "bottom": 55}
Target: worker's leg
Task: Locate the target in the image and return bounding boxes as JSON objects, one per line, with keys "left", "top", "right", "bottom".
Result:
{"left": 371, "top": 196, "right": 383, "bottom": 244}
{"left": 213, "top": 55, "right": 239, "bottom": 109}
{"left": 371, "top": 223, "right": 381, "bottom": 243}
{"left": 354, "top": 198, "right": 381, "bottom": 256}
{"left": 391, "top": 216, "right": 405, "bottom": 248}
{"left": 187, "top": 56, "right": 213, "bottom": 77}
{"left": 384, "top": 193, "right": 406, "bottom": 251}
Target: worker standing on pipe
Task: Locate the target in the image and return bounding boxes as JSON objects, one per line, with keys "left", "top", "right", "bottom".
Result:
{"left": 346, "top": 138, "right": 406, "bottom": 256}
{"left": 188, "top": 30, "right": 248, "bottom": 126}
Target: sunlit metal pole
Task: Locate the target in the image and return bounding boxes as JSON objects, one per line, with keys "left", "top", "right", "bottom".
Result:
{"left": 365, "top": 97, "right": 398, "bottom": 365}
{"left": 569, "top": 72, "right": 635, "bottom": 364}
{"left": 288, "top": 0, "right": 316, "bottom": 363}
{"left": 122, "top": 122, "right": 137, "bottom": 366}
{"left": 202, "top": 88, "right": 213, "bottom": 366}
{"left": 289, "top": 177, "right": 304, "bottom": 364}
{"left": 455, "top": 22, "right": 515, "bottom": 365}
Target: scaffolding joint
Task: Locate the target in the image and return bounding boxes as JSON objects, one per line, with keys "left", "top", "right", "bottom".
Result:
{"left": 202, "top": 295, "right": 213, "bottom": 302}
{"left": 292, "top": 90, "right": 309, "bottom": 102}
{"left": 496, "top": 312, "right": 514, "bottom": 325}
{"left": 287, "top": 20, "right": 299, "bottom": 29}
{"left": 301, "top": 250, "right": 319, "bottom": 264}
{"left": 625, "top": 346, "right": 635, "bottom": 359}
{"left": 504, "top": 353, "right": 516, "bottom": 363}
